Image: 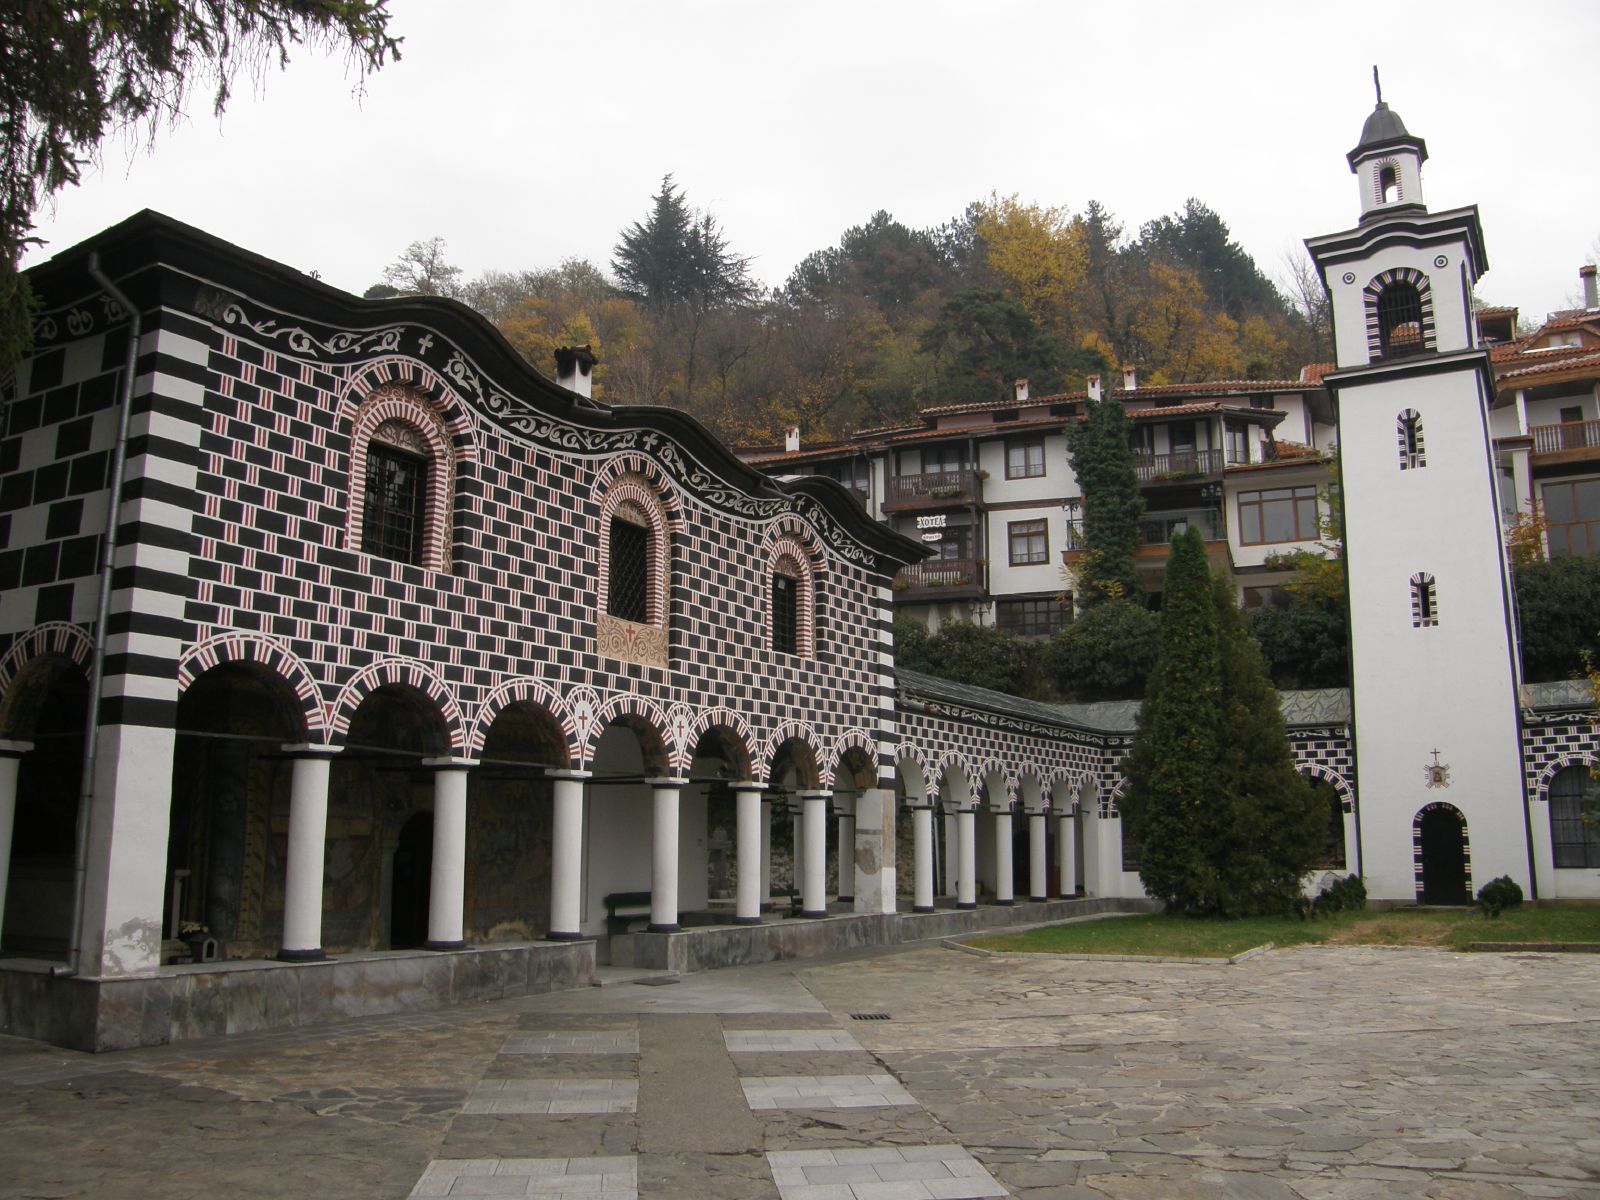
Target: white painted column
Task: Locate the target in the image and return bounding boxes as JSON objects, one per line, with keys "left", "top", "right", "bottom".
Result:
{"left": 759, "top": 796, "right": 773, "bottom": 910}
{"left": 734, "top": 783, "right": 764, "bottom": 925}
{"left": 648, "top": 778, "right": 683, "bottom": 932}
{"left": 278, "top": 744, "right": 337, "bottom": 961}
{"left": 912, "top": 805, "right": 935, "bottom": 913}
{"left": 547, "top": 770, "right": 589, "bottom": 940}
{"left": 852, "top": 788, "right": 896, "bottom": 914}
{"left": 957, "top": 807, "right": 977, "bottom": 909}
{"left": 1029, "top": 811, "right": 1048, "bottom": 901}
{"left": 0, "top": 741, "right": 31, "bottom": 948}
{"left": 1057, "top": 811, "right": 1078, "bottom": 897}
{"left": 994, "top": 807, "right": 1015, "bottom": 905}
{"left": 791, "top": 804, "right": 805, "bottom": 905}
{"left": 835, "top": 797, "right": 855, "bottom": 903}
{"left": 425, "top": 759, "right": 472, "bottom": 949}
{"left": 800, "top": 791, "right": 829, "bottom": 918}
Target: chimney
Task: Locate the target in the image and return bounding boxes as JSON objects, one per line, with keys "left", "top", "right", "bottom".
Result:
{"left": 1013, "top": 378, "right": 1030, "bottom": 404}
{"left": 1087, "top": 374, "right": 1102, "bottom": 402}
{"left": 553, "top": 344, "right": 596, "bottom": 399}
{"left": 1122, "top": 365, "right": 1137, "bottom": 391}
{"left": 784, "top": 426, "right": 800, "bottom": 453}
{"left": 1582, "top": 264, "right": 1598, "bottom": 310}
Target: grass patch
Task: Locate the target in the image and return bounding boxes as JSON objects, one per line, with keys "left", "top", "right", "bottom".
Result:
{"left": 961, "top": 906, "right": 1600, "bottom": 958}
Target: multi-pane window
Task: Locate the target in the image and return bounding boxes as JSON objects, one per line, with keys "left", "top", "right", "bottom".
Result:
{"left": 920, "top": 445, "right": 970, "bottom": 475}
{"left": 1225, "top": 426, "right": 1249, "bottom": 464}
{"left": 1237, "top": 486, "right": 1319, "bottom": 545}
{"left": 1543, "top": 479, "right": 1600, "bottom": 558}
{"left": 608, "top": 509, "right": 650, "bottom": 623}
{"left": 995, "top": 596, "right": 1069, "bottom": 638}
{"left": 772, "top": 570, "right": 798, "bottom": 655}
{"left": 929, "top": 525, "right": 972, "bottom": 561}
{"left": 1549, "top": 766, "right": 1600, "bottom": 868}
{"left": 363, "top": 441, "right": 427, "bottom": 565}
{"left": 1005, "top": 439, "right": 1045, "bottom": 479}
{"left": 1008, "top": 519, "right": 1049, "bottom": 565}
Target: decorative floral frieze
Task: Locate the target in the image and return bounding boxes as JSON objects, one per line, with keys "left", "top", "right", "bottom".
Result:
{"left": 596, "top": 613, "right": 668, "bottom": 669}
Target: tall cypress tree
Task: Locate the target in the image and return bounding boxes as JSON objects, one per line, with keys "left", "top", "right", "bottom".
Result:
{"left": 1121, "top": 526, "right": 1219, "bottom": 911}
{"left": 1211, "top": 575, "right": 1328, "bottom": 916}
{"left": 1067, "top": 398, "right": 1144, "bottom": 606}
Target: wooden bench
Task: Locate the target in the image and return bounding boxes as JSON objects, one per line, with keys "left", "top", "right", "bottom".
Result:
{"left": 603, "top": 891, "right": 654, "bottom": 936}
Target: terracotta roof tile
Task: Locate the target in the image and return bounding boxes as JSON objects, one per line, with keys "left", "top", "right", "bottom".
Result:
{"left": 1495, "top": 347, "right": 1600, "bottom": 384}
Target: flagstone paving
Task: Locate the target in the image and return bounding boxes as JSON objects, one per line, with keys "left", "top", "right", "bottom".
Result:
{"left": 1, "top": 941, "right": 1598, "bottom": 1197}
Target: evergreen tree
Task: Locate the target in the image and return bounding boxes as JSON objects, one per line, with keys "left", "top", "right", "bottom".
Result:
{"left": 1211, "top": 575, "right": 1328, "bottom": 916}
{"left": 1066, "top": 397, "right": 1145, "bottom": 606}
{"left": 1120, "top": 527, "right": 1220, "bottom": 912}
{"left": 612, "top": 175, "right": 753, "bottom": 312}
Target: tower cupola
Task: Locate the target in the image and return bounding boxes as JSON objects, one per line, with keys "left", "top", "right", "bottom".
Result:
{"left": 1348, "top": 69, "right": 1428, "bottom": 221}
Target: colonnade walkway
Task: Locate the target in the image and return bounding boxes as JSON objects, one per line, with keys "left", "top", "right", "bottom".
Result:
{"left": 2, "top": 936, "right": 1597, "bottom": 1198}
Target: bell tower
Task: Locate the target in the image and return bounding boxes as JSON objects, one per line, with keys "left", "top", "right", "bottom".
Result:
{"left": 1306, "top": 78, "right": 1533, "bottom": 905}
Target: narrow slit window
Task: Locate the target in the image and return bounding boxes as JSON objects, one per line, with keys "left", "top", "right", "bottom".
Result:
{"left": 1397, "top": 409, "right": 1426, "bottom": 470}
{"left": 1378, "top": 163, "right": 1398, "bottom": 204}
{"left": 1410, "top": 572, "right": 1438, "bottom": 628}
{"left": 608, "top": 508, "right": 651, "bottom": 623}
{"left": 772, "top": 570, "right": 798, "bottom": 655}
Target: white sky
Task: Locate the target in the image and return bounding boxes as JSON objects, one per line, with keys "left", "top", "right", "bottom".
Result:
{"left": 24, "top": 0, "right": 1600, "bottom": 326}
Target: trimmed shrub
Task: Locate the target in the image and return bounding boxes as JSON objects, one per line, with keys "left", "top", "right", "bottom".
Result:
{"left": 1476, "top": 875, "right": 1524, "bottom": 918}
{"left": 1311, "top": 873, "right": 1367, "bottom": 917}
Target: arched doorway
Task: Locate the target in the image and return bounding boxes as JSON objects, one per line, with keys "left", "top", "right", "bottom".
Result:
{"left": 330, "top": 684, "right": 450, "bottom": 951}
{"left": 691, "top": 726, "right": 753, "bottom": 907}
{"left": 0, "top": 657, "right": 88, "bottom": 957}
{"left": 167, "top": 662, "right": 303, "bottom": 957}
{"left": 468, "top": 700, "right": 568, "bottom": 940}
{"left": 1416, "top": 803, "right": 1470, "bottom": 905}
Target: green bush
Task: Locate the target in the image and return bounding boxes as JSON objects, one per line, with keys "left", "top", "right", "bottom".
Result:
{"left": 1476, "top": 875, "right": 1524, "bottom": 918}
{"left": 1311, "top": 873, "right": 1367, "bottom": 917}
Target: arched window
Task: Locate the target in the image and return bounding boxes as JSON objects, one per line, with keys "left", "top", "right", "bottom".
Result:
{"left": 767, "top": 544, "right": 816, "bottom": 658}
{"left": 348, "top": 386, "right": 454, "bottom": 572}
{"left": 1363, "top": 269, "right": 1435, "bottom": 362}
{"left": 1377, "top": 162, "right": 1399, "bottom": 205}
{"left": 1397, "top": 409, "right": 1426, "bottom": 470}
{"left": 1410, "top": 572, "right": 1438, "bottom": 628}
{"left": 596, "top": 477, "right": 669, "bottom": 668}
{"left": 1549, "top": 766, "right": 1600, "bottom": 868}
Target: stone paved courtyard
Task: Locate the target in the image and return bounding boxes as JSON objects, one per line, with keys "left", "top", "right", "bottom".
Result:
{"left": 1, "top": 940, "right": 1597, "bottom": 1198}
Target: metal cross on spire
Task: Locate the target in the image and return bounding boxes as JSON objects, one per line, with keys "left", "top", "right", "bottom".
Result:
{"left": 1373, "top": 65, "right": 1383, "bottom": 105}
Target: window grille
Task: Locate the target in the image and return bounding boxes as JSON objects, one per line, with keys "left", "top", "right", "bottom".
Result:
{"left": 1549, "top": 766, "right": 1600, "bottom": 868}
{"left": 363, "top": 441, "right": 427, "bottom": 565}
{"left": 772, "top": 571, "right": 799, "bottom": 655}
{"left": 1378, "top": 283, "right": 1426, "bottom": 358}
{"left": 1410, "top": 572, "right": 1438, "bottom": 628}
{"left": 609, "top": 513, "right": 650, "bottom": 622}
{"left": 1397, "top": 409, "right": 1426, "bottom": 470}
{"left": 995, "top": 597, "right": 1068, "bottom": 638}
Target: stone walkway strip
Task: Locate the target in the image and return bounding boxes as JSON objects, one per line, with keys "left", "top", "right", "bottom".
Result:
{"left": 742, "top": 1073, "right": 919, "bottom": 1109}
{"left": 724, "top": 1029, "right": 864, "bottom": 1053}
{"left": 461, "top": 1079, "right": 639, "bottom": 1114}
{"left": 409, "top": 1156, "right": 637, "bottom": 1198}
{"left": 767, "top": 1146, "right": 1007, "bottom": 1199}
{"left": 502, "top": 1031, "right": 641, "bottom": 1055}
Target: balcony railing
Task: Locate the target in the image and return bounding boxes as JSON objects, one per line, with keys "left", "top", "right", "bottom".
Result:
{"left": 1131, "top": 448, "right": 1223, "bottom": 483}
{"left": 1065, "top": 510, "right": 1223, "bottom": 553}
{"left": 893, "top": 557, "right": 982, "bottom": 593}
{"left": 884, "top": 468, "right": 982, "bottom": 507}
{"left": 1532, "top": 419, "right": 1600, "bottom": 456}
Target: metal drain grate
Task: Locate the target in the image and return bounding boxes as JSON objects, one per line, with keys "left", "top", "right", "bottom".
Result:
{"left": 850, "top": 1012, "right": 892, "bottom": 1021}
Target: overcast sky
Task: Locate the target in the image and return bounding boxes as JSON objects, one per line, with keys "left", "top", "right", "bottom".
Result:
{"left": 25, "top": 0, "right": 1600, "bottom": 326}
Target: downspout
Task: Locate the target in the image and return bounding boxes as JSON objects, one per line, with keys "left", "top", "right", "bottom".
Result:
{"left": 55, "top": 254, "right": 140, "bottom": 977}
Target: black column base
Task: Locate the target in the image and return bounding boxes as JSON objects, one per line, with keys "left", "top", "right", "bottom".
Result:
{"left": 646, "top": 923, "right": 680, "bottom": 934}
{"left": 912, "top": 905, "right": 936, "bottom": 914}
{"left": 424, "top": 939, "right": 467, "bottom": 951}
{"left": 957, "top": 901, "right": 978, "bottom": 910}
{"left": 800, "top": 909, "right": 829, "bottom": 919}
{"left": 276, "top": 947, "right": 326, "bottom": 963}
{"left": 1028, "top": 895, "right": 1048, "bottom": 903}
{"left": 995, "top": 898, "right": 1016, "bottom": 906}
{"left": 545, "top": 930, "right": 590, "bottom": 942}
{"left": 733, "top": 915, "right": 764, "bottom": 926}
{"left": 837, "top": 894, "right": 854, "bottom": 904}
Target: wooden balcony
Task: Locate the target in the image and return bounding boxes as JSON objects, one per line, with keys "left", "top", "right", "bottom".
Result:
{"left": 1531, "top": 419, "right": 1600, "bottom": 464}
{"left": 882, "top": 468, "right": 983, "bottom": 512}
{"left": 1131, "top": 448, "right": 1224, "bottom": 485}
{"left": 892, "top": 557, "right": 985, "bottom": 599}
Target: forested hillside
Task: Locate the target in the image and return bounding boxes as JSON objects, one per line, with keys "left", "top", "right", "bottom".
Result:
{"left": 370, "top": 177, "right": 1331, "bottom": 445}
